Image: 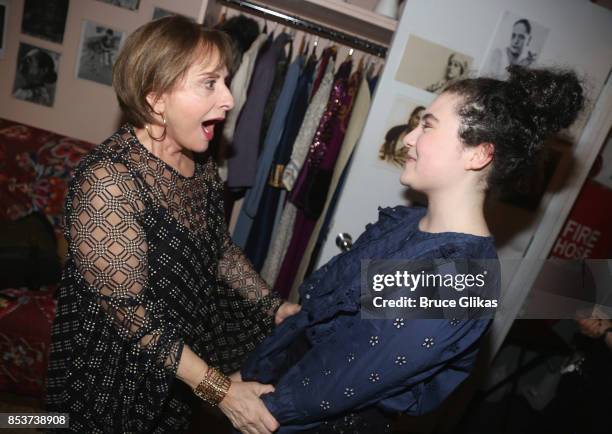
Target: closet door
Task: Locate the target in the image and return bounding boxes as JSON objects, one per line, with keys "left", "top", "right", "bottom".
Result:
{"left": 317, "top": 0, "right": 612, "bottom": 358}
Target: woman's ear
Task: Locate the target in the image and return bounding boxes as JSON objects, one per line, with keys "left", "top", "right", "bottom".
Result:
{"left": 145, "top": 92, "right": 166, "bottom": 120}
{"left": 466, "top": 142, "right": 494, "bottom": 171}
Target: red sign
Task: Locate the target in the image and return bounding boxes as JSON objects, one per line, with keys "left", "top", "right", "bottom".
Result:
{"left": 551, "top": 180, "right": 612, "bottom": 260}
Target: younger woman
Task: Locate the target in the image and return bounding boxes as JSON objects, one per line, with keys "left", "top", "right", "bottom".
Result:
{"left": 239, "top": 65, "right": 585, "bottom": 433}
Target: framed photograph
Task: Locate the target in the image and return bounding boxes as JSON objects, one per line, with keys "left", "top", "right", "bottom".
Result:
{"left": 395, "top": 35, "right": 473, "bottom": 94}
{"left": 12, "top": 42, "right": 60, "bottom": 107}
{"left": 0, "top": 0, "right": 7, "bottom": 59}
{"left": 96, "top": 0, "right": 139, "bottom": 11}
{"left": 375, "top": 96, "right": 428, "bottom": 172}
{"left": 480, "top": 11, "right": 550, "bottom": 79}
{"left": 21, "top": 0, "right": 69, "bottom": 44}
{"left": 152, "top": 7, "right": 184, "bottom": 20}
{"left": 75, "top": 21, "right": 124, "bottom": 86}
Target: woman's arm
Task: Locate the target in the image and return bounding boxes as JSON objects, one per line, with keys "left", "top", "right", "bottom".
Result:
{"left": 69, "top": 162, "right": 183, "bottom": 371}
{"left": 178, "top": 346, "right": 279, "bottom": 434}
{"left": 70, "top": 162, "right": 278, "bottom": 433}
{"left": 577, "top": 317, "right": 612, "bottom": 350}
{"left": 218, "top": 232, "right": 299, "bottom": 325}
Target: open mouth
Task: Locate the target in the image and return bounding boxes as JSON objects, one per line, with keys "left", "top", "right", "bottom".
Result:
{"left": 202, "top": 118, "right": 223, "bottom": 140}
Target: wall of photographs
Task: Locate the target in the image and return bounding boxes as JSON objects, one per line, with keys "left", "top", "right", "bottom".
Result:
{"left": 0, "top": 0, "right": 207, "bottom": 144}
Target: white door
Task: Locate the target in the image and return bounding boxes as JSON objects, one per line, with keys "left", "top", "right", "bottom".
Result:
{"left": 317, "top": 0, "right": 612, "bottom": 358}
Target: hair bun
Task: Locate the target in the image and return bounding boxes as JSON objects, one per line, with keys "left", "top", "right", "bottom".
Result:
{"left": 506, "top": 65, "right": 584, "bottom": 136}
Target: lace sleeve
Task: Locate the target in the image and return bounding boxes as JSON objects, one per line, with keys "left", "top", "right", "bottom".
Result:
{"left": 217, "top": 232, "right": 283, "bottom": 316}
{"left": 68, "top": 161, "right": 183, "bottom": 373}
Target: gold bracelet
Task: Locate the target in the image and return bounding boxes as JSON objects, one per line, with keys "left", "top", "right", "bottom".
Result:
{"left": 193, "top": 366, "right": 231, "bottom": 406}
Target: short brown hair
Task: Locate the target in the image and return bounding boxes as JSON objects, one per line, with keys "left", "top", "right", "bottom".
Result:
{"left": 113, "top": 16, "right": 233, "bottom": 127}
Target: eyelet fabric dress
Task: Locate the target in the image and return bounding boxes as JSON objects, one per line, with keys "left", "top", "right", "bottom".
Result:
{"left": 241, "top": 205, "right": 500, "bottom": 433}
{"left": 46, "top": 124, "right": 282, "bottom": 433}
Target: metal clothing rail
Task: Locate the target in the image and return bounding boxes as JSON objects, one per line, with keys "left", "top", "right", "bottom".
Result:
{"left": 216, "top": 0, "right": 388, "bottom": 57}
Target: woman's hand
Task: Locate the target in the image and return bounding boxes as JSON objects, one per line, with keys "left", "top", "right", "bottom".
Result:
{"left": 229, "top": 371, "right": 242, "bottom": 382}
{"left": 577, "top": 317, "right": 612, "bottom": 349}
{"left": 274, "top": 302, "right": 301, "bottom": 325}
{"left": 577, "top": 318, "right": 606, "bottom": 339}
{"left": 218, "top": 381, "right": 279, "bottom": 434}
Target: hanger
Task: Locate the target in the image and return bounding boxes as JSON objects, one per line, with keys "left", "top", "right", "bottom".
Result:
{"left": 217, "top": 7, "right": 227, "bottom": 26}
{"left": 328, "top": 44, "right": 338, "bottom": 59}
{"left": 363, "top": 55, "right": 371, "bottom": 70}
{"left": 375, "top": 61, "right": 384, "bottom": 77}
{"left": 357, "top": 52, "right": 365, "bottom": 72}
{"left": 306, "top": 36, "right": 319, "bottom": 59}
{"left": 365, "top": 55, "right": 375, "bottom": 78}
{"left": 288, "top": 27, "right": 297, "bottom": 40}
{"left": 344, "top": 47, "right": 354, "bottom": 62}
{"left": 299, "top": 34, "right": 307, "bottom": 56}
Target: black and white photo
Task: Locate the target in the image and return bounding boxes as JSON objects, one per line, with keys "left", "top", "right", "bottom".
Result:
{"left": 152, "top": 7, "right": 183, "bottom": 20}
{"left": 76, "top": 21, "right": 124, "bottom": 86}
{"left": 425, "top": 52, "right": 471, "bottom": 94}
{"left": 96, "top": 0, "right": 139, "bottom": 11}
{"left": 12, "top": 42, "right": 60, "bottom": 107}
{"left": 395, "top": 35, "right": 473, "bottom": 93}
{"left": 375, "top": 97, "right": 427, "bottom": 171}
{"left": 21, "top": 0, "right": 69, "bottom": 44}
{"left": 480, "top": 11, "right": 550, "bottom": 79}
{"left": 0, "top": 0, "right": 7, "bottom": 59}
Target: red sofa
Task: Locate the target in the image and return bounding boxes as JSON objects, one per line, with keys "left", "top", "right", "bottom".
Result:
{"left": 0, "top": 118, "right": 94, "bottom": 398}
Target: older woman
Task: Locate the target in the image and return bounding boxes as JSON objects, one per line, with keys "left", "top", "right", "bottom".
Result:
{"left": 46, "top": 16, "right": 298, "bottom": 434}
{"left": 426, "top": 52, "right": 469, "bottom": 94}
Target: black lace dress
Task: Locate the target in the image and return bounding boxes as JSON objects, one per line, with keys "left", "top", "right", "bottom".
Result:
{"left": 46, "top": 124, "right": 282, "bottom": 433}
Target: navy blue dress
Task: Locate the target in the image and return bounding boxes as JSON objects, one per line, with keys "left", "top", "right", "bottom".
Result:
{"left": 242, "top": 206, "right": 500, "bottom": 433}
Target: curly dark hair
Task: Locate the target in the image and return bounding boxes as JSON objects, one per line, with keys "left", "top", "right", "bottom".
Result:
{"left": 444, "top": 65, "right": 584, "bottom": 190}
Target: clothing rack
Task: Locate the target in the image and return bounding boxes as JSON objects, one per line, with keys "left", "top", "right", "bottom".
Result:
{"left": 216, "top": 0, "right": 388, "bottom": 57}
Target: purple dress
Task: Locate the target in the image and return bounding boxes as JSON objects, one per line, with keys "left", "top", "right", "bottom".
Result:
{"left": 273, "top": 61, "right": 361, "bottom": 296}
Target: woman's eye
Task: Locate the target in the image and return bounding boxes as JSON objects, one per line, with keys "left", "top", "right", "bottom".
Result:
{"left": 422, "top": 123, "right": 431, "bottom": 131}
{"left": 205, "top": 80, "right": 216, "bottom": 90}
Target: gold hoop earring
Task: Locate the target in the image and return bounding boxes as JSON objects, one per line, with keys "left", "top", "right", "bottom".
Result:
{"left": 145, "top": 114, "right": 167, "bottom": 141}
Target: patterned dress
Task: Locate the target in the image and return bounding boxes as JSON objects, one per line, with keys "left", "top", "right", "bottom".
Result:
{"left": 46, "top": 124, "right": 282, "bottom": 433}
{"left": 242, "top": 206, "right": 500, "bottom": 433}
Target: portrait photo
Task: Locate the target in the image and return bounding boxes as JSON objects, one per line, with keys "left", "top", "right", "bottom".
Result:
{"left": 76, "top": 21, "right": 124, "bottom": 86}
{"left": 0, "top": 0, "right": 7, "bottom": 59}
{"left": 395, "top": 35, "right": 473, "bottom": 94}
{"left": 375, "top": 97, "right": 428, "bottom": 171}
{"left": 96, "top": 0, "right": 139, "bottom": 11}
{"left": 152, "top": 7, "right": 183, "bottom": 20}
{"left": 480, "top": 10, "right": 550, "bottom": 79}
{"left": 12, "top": 42, "right": 60, "bottom": 107}
{"left": 21, "top": 0, "right": 69, "bottom": 44}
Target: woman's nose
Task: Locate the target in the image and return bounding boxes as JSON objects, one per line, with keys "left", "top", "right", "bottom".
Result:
{"left": 403, "top": 127, "right": 418, "bottom": 148}
{"left": 221, "top": 84, "right": 235, "bottom": 111}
